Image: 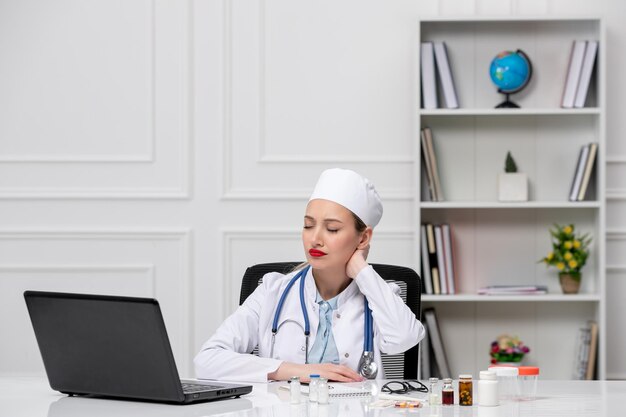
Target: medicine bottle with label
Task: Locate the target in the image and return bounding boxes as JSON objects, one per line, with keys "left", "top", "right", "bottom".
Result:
{"left": 309, "top": 374, "right": 320, "bottom": 402}
{"left": 429, "top": 377, "right": 441, "bottom": 405}
{"left": 478, "top": 370, "right": 499, "bottom": 406}
{"left": 290, "top": 376, "right": 301, "bottom": 404}
{"left": 442, "top": 378, "right": 454, "bottom": 405}
{"left": 458, "top": 374, "right": 473, "bottom": 406}
{"left": 317, "top": 377, "right": 329, "bottom": 404}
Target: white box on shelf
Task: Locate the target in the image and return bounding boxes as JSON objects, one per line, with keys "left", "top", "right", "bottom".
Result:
{"left": 498, "top": 173, "right": 528, "bottom": 202}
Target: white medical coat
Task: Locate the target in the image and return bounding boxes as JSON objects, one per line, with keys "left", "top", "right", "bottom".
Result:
{"left": 194, "top": 265, "right": 425, "bottom": 382}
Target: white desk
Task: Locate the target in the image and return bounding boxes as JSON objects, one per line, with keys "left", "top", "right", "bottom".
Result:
{"left": 2, "top": 377, "right": 625, "bottom": 417}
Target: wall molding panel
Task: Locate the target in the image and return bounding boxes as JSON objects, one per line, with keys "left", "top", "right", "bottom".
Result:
{"left": 0, "top": 228, "right": 193, "bottom": 376}
{"left": 220, "top": 0, "right": 415, "bottom": 200}
{"left": 0, "top": 0, "right": 190, "bottom": 199}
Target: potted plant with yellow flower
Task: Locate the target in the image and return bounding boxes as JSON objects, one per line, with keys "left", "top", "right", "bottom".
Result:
{"left": 540, "top": 224, "right": 591, "bottom": 294}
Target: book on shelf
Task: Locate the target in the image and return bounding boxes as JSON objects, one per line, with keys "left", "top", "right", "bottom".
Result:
{"left": 420, "top": 225, "right": 433, "bottom": 295}
{"left": 422, "top": 222, "right": 457, "bottom": 295}
{"left": 585, "top": 320, "right": 599, "bottom": 380}
{"left": 434, "top": 225, "right": 449, "bottom": 294}
{"left": 561, "top": 40, "right": 587, "bottom": 108}
{"left": 421, "top": 42, "right": 438, "bottom": 109}
{"left": 574, "top": 40, "right": 599, "bottom": 108}
{"left": 420, "top": 130, "right": 437, "bottom": 201}
{"left": 433, "top": 41, "right": 459, "bottom": 109}
{"left": 442, "top": 224, "right": 456, "bottom": 295}
{"left": 477, "top": 285, "right": 548, "bottom": 295}
{"left": 418, "top": 322, "right": 432, "bottom": 379}
{"left": 425, "top": 223, "right": 441, "bottom": 294}
{"left": 421, "top": 127, "right": 444, "bottom": 201}
{"left": 569, "top": 144, "right": 590, "bottom": 201}
{"left": 573, "top": 320, "right": 598, "bottom": 380}
{"left": 423, "top": 308, "right": 451, "bottom": 378}
{"left": 577, "top": 142, "right": 598, "bottom": 201}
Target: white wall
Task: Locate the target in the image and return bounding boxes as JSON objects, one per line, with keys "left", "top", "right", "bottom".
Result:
{"left": 1, "top": 0, "right": 625, "bottom": 378}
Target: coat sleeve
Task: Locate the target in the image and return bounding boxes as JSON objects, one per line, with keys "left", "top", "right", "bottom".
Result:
{"left": 194, "top": 277, "right": 283, "bottom": 382}
{"left": 353, "top": 265, "right": 425, "bottom": 355}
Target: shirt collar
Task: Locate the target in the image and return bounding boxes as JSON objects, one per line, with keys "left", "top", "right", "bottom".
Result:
{"left": 315, "top": 290, "right": 339, "bottom": 310}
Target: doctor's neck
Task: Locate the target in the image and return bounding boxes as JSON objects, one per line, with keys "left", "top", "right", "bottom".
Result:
{"left": 312, "top": 267, "right": 351, "bottom": 300}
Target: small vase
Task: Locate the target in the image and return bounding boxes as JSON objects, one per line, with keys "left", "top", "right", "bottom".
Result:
{"left": 559, "top": 272, "right": 581, "bottom": 294}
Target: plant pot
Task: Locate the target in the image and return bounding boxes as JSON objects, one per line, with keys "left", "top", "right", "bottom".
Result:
{"left": 559, "top": 272, "right": 581, "bottom": 294}
{"left": 493, "top": 361, "right": 522, "bottom": 367}
{"left": 498, "top": 173, "right": 528, "bottom": 202}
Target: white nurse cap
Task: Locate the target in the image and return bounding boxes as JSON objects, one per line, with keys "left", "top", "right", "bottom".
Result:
{"left": 309, "top": 168, "right": 383, "bottom": 228}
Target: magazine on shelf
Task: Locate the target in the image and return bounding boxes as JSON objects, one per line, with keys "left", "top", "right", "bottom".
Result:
{"left": 477, "top": 285, "right": 548, "bottom": 295}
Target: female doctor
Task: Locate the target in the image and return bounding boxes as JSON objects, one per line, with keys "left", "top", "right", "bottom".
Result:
{"left": 194, "top": 168, "right": 425, "bottom": 383}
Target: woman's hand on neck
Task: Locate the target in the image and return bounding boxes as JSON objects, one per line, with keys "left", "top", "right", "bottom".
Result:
{"left": 346, "top": 244, "right": 369, "bottom": 279}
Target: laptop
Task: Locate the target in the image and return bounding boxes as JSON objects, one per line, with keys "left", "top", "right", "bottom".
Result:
{"left": 24, "top": 290, "right": 252, "bottom": 404}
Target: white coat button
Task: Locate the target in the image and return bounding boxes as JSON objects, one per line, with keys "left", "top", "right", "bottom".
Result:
{"left": 344, "top": 353, "right": 349, "bottom": 358}
{"left": 336, "top": 313, "right": 341, "bottom": 319}
{"left": 301, "top": 346, "right": 306, "bottom": 351}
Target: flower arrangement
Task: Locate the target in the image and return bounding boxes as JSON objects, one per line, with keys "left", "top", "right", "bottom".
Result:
{"left": 539, "top": 224, "right": 591, "bottom": 279}
{"left": 490, "top": 334, "right": 530, "bottom": 364}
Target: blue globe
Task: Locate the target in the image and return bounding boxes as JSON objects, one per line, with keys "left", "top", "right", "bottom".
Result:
{"left": 489, "top": 50, "right": 532, "bottom": 108}
{"left": 489, "top": 50, "right": 531, "bottom": 93}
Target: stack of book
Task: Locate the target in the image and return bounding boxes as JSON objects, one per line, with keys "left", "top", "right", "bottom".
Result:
{"left": 561, "top": 40, "right": 599, "bottom": 108}
{"left": 569, "top": 142, "right": 598, "bottom": 201}
{"left": 420, "top": 223, "right": 455, "bottom": 295}
{"left": 419, "top": 308, "right": 451, "bottom": 379}
{"left": 573, "top": 320, "right": 598, "bottom": 380}
{"left": 477, "top": 285, "right": 548, "bottom": 296}
{"left": 420, "top": 41, "right": 459, "bottom": 109}
{"left": 421, "top": 127, "right": 444, "bottom": 201}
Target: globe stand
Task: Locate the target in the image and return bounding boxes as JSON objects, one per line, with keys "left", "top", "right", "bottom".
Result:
{"left": 495, "top": 92, "right": 520, "bottom": 108}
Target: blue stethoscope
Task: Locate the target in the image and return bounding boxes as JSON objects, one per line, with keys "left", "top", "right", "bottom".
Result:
{"left": 269, "top": 265, "right": 378, "bottom": 379}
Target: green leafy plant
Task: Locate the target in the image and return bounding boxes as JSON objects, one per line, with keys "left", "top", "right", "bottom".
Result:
{"left": 490, "top": 334, "right": 530, "bottom": 364}
{"left": 539, "top": 224, "right": 591, "bottom": 279}
{"left": 504, "top": 151, "right": 518, "bottom": 173}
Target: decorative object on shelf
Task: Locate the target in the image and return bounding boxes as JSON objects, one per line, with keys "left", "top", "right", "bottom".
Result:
{"left": 489, "top": 49, "right": 533, "bottom": 108}
{"left": 539, "top": 224, "right": 591, "bottom": 294}
{"left": 498, "top": 151, "right": 528, "bottom": 201}
{"left": 490, "top": 334, "right": 530, "bottom": 365}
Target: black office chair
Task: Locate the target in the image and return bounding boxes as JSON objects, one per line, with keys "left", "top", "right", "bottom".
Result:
{"left": 238, "top": 262, "right": 421, "bottom": 379}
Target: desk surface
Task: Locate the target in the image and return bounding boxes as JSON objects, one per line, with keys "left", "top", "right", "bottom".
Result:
{"left": 2, "top": 377, "right": 625, "bottom": 417}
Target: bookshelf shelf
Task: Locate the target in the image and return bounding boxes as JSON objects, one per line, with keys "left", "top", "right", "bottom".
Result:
{"left": 416, "top": 17, "right": 605, "bottom": 381}
{"left": 420, "top": 108, "right": 601, "bottom": 116}
{"left": 420, "top": 201, "right": 602, "bottom": 209}
{"left": 423, "top": 294, "right": 602, "bottom": 302}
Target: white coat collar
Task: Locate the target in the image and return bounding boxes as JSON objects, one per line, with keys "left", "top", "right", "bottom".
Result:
{"left": 304, "top": 267, "right": 360, "bottom": 310}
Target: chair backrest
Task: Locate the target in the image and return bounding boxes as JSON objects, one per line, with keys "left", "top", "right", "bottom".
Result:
{"left": 239, "top": 262, "right": 421, "bottom": 379}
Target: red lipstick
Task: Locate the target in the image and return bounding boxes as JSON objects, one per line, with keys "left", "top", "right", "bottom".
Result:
{"left": 309, "top": 249, "right": 326, "bottom": 257}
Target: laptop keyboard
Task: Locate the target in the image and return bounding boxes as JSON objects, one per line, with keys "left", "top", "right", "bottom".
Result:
{"left": 181, "top": 382, "right": 222, "bottom": 393}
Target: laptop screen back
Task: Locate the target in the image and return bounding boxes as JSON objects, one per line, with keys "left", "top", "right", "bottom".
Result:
{"left": 24, "top": 291, "right": 184, "bottom": 402}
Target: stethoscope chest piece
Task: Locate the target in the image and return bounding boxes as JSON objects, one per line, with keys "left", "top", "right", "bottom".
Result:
{"left": 358, "top": 351, "right": 378, "bottom": 379}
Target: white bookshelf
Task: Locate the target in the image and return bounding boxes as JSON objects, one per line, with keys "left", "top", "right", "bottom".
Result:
{"left": 416, "top": 17, "right": 605, "bottom": 380}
